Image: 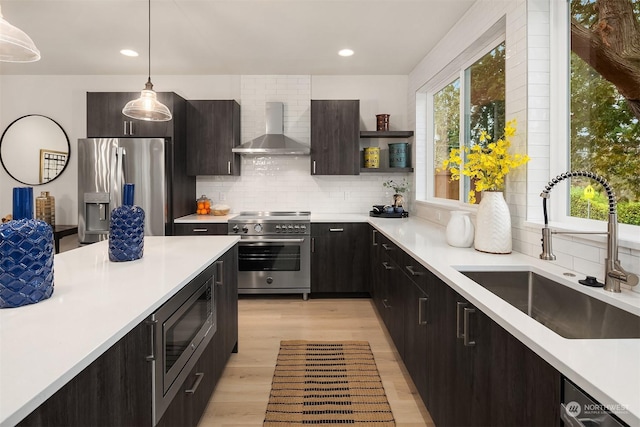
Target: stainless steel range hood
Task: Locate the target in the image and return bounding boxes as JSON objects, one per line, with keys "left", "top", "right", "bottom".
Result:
{"left": 232, "top": 102, "right": 310, "bottom": 155}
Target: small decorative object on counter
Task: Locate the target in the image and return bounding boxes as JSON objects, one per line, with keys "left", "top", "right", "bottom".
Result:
{"left": 35, "top": 191, "right": 55, "bottom": 226}
{"left": 212, "top": 204, "right": 230, "bottom": 216}
{"left": 440, "top": 120, "right": 529, "bottom": 254}
{"left": 383, "top": 178, "right": 410, "bottom": 212}
{"left": 388, "top": 142, "right": 409, "bottom": 168}
{"left": 446, "top": 211, "right": 475, "bottom": 248}
{"left": 196, "top": 195, "right": 211, "bottom": 215}
{"left": 0, "top": 187, "right": 54, "bottom": 308}
{"left": 109, "top": 183, "right": 145, "bottom": 262}
{"left": 363, "top": 147, "right": 380, "bottom": 168}
{"left": 376, "top": 114, "right": 390, "bottom": 131}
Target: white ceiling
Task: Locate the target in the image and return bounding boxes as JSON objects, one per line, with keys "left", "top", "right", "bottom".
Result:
{"left": 0, "top": 0, "right": 475, "bottom": 76}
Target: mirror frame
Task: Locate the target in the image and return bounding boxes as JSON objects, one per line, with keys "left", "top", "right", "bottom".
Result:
{"left": 0, "top": 114, "right": 71, "bottom": 185}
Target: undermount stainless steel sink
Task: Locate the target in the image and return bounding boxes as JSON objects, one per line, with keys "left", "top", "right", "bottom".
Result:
{"left": 459, "top": 270, "right": 640, "bottom": 339}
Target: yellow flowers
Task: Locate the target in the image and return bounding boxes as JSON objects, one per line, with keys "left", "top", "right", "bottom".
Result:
{"left": 442, "top": 120, "right": 529, "bottom": 204}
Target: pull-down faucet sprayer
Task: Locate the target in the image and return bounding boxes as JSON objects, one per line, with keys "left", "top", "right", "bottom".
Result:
{"left": 540, "top": 171, "right": 638, "bottom": 293}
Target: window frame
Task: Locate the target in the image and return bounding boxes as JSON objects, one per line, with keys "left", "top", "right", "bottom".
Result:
{"left": 547, "top": 0, "right": 639, "bottom": 240}
{"left": 418, "top": 33, "right": 506, "bottom": 207}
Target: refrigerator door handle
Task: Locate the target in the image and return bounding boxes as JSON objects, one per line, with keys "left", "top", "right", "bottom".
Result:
{"left": 110, "top": 146, "right": 124, "bottom": 210}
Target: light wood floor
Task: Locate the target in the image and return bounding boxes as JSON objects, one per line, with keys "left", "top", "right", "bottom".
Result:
{"left": 198, "top": 297, "right": 434, "bottom": 427}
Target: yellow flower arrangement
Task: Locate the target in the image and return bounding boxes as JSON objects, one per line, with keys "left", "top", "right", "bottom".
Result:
{"left": 441, "top": 120, "right": 529, "bottom": 204}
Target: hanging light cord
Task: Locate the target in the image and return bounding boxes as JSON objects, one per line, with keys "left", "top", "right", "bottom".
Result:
{"left": 147, "top": 0, "right": 151, "bottom": 83}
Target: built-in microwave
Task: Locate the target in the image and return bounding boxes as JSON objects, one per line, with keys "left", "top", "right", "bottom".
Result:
{"left": 148, "top": 263, "right": 217, "bottom": 425}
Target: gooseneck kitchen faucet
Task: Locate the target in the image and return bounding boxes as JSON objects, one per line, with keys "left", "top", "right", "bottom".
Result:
{"left": 540, "top": 171, "right": 639, "bottom": 293}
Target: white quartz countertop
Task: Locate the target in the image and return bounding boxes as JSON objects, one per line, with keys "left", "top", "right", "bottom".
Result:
{"left": 0, "top": 236, "right": 239, "bottom": 427}
{"left": 368, "top": 216, "right": 640, "bottom": 426}
{"left": 174, "top": 213, "right": 239, "bottom": 223}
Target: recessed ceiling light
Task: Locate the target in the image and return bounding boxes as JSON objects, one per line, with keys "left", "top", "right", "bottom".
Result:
{"left": 120, "top": 49, "right": 139, "bottom": 57}
{"left": 338, "top": 49, "right": 354, "bottom": 57}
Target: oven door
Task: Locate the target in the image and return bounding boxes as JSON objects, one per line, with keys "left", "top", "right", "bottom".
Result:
{"left": 237, "top": 237, "right": 310, "bottom": 293}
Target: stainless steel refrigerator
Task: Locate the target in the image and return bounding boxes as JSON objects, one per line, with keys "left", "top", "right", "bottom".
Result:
{"left": 78, "top": 137, "right": 193, "bottom": 244}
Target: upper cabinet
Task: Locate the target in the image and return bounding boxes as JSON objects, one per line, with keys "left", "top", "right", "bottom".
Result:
{"left": 86, "top": 92, "right": 185, "bottom": 138}
{"left": 186, "top": 100, "right": 241, "bottom": 176}
{"left": 310, "top": 100, "right": 360, "bottom": 175}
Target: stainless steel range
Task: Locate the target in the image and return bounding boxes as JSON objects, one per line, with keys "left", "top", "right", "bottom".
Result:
{"left": 229, "top": 212, "right": 310, "bottom": 300}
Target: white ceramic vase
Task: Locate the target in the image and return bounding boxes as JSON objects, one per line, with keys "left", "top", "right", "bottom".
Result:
{"left": 446, "top": 211, "right": 474, "bottom": 248}
{"left": 474, "top": 191, "right": 512, "bottom": 254}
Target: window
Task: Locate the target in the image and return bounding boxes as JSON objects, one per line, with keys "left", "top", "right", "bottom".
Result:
{"left": 430, "top": 42, "right": 506, "bottom": 204}
{"left": 565, "top": 0, "right": 640, "bottom": 227}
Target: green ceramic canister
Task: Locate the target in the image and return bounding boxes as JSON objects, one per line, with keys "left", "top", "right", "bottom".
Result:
{"left": 389, "top": 142, "right": 408, "bottom": 168}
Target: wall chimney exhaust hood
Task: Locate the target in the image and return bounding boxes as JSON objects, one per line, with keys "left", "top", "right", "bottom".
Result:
{"left": 232, "top": 102, "right": 310, "bottom": 155}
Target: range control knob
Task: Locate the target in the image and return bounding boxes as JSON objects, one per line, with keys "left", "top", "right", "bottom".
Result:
{"left": 254, "top": 224, "right": 263, "bottom": 233}
{"left": 294, "top": 225, "right": 300, "bottom": 232}
{"left": 288, "top": 225, "right": 294, "bottom": 232}
{"left": 232, "top": 225, "right": 239, "bottom": 233}
{"left": 300, "top": 225, "right": 307, "bottom": 232}
{"left": 275, "top": 225, "right": 281, "bottom": 232}
{"left": 242, "top": 225, "right": 249, "bottom": 234}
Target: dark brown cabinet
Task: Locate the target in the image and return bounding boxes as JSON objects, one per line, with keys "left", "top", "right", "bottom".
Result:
{"left": 310, "top": 100, "right": 360, "bottom": 175}
{"left": 186, "top": 100, "right": 241, "bottom": 176}
{"left": 174, "top": 222, "right": 228, "bottom": 235}
{"left": 17, "top": 247, "right": 239, "bottom": 427}
{"left": 87, "top": 92, "right": 185, "bottom": 138}
{"left": 311, "top": 222, "right": 369, "bottom": 293}
{"left": 369, "top": 227, "right": 562, "bottom": 427}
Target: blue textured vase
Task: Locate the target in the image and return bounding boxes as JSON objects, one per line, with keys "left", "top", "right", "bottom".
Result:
{"left": 0, "top": 187, "right": 55, "bottom": 308}
{"left": 109, "top": 183, "right": 145, "bottom": 262}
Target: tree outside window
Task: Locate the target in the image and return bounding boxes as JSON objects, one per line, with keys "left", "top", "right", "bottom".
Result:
{"left": 569, "top": 0, "right": 640, "bottom": 226}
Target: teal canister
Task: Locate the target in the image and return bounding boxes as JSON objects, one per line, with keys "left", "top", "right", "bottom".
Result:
{"left": 389, "top": 142, "right": 409, "bottom": 168}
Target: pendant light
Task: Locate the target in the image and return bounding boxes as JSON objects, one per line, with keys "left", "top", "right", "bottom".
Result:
{"left": 0, "top": 4, "right": 41, "bottom": 62}
{"left": 122, "top": 0, "right": 171, "bottom": 122}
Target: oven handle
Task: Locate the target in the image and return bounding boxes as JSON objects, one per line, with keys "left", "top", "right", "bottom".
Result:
{"left": 238, "top": 238, "right": 306, "bottom": 244}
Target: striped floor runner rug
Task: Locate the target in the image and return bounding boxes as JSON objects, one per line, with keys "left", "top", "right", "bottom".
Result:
{"left": 264, "top": 340, "right": 396, "bottom": 426}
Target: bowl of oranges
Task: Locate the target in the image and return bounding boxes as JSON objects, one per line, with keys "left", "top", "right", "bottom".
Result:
{"left": 196, "top": 195, "right": 212, "bottom": 215}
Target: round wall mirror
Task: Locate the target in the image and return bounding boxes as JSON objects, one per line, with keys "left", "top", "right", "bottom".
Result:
{"left": 0, "top": 115, "right": 70, "bottom": 185}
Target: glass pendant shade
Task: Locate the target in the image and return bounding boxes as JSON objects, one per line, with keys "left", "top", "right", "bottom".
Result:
{"left": 0, "top": 6, "right": 41, "bottom": 62}
{"left": 122, "top": 79, "right": 172, "bottom": 122}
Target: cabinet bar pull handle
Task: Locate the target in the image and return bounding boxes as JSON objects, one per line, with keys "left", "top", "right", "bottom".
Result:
{"left": 405, "top": 265, "right": 422, "bottom": 276}
{"left": 129, "top": 121, "right": 134, "bottom": 135}
{"left": 381, "top": 243, "right": 393, "bottom": 251}
{"left": 372, "top": 229, "right": 378, "bottom": 246}
{"left": 227, "top": 161, "right": 231, "bottom": 175}
{"left": 418, "top": 297, "right": 428, "bottom": 325}
{"left": 463, "top": 307, "right": 476, "bottom": 346}
{"left": 456, "top": 302, "right": 467, "bottom": 339}
{"left": 382, "top": 299, "right": 391, "bottom": 309}
{"left": 123, "top": 121, "right": 128, "bottom": 135}
{"left": 145, "top": 319, "right": 157, "bottom": 361}
{"left": 192, "top": 228, "right": 208, "bottom": 232}
{"left": 329, "top": 228, "right": 344, "bottom": 232}
{"left": 215, "top": 260, "right": 224, "bottom": 286}
{"left": 185, "top": 372, "right": 204, "bottom": 394}
{"left": 382, "top": 261, "right": 394, "bottom": 270}
{"left": 312, "top": 160, "right": 316, "bottom": 174}
{"left": 311, "top": 237, "right": 315, "bottom": 253}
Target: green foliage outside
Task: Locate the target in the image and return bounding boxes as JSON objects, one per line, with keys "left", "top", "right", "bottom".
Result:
{"left": 570, "top": 187, "right": 640, "bottom": 226}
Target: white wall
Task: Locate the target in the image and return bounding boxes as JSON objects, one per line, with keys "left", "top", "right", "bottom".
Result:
{"left": 196, "top": 74, "right": 410, "bottom": 213}
{"left": 1, "top": 74, "right": 408, "bottom": 222}
{"left": 407, "top": 0, "right": 639, "bottom": 291}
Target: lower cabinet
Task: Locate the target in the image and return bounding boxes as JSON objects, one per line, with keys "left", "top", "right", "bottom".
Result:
{"left": 369, "top": 227, "right": 561, "bottom": 427}
{"left": 311, "top": 222, "right": 369, "bottom": 293}
{"left": 174, "top": 223, "right": 228, "bottom": 235}
{"left": 17, "top": 246, "right": 238, "bottom": 427}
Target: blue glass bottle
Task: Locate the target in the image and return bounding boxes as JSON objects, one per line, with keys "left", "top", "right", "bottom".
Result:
{"left": 0, "top": 187, "right": 54, "bottom": 308}
{"left": 109, "top": 183, "right": 145, "bottom": 262}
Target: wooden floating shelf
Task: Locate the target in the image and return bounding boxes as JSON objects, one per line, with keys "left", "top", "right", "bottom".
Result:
{"left": 360, "top": 130, "right": 414, "bottom": 138}
{"left": 360, "top": 167, "right": 414, "bottom": 173}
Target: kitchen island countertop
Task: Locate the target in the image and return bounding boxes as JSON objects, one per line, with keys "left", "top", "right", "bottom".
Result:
{"left": 0, "top": 236, "right": 239, "bottom": 427}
